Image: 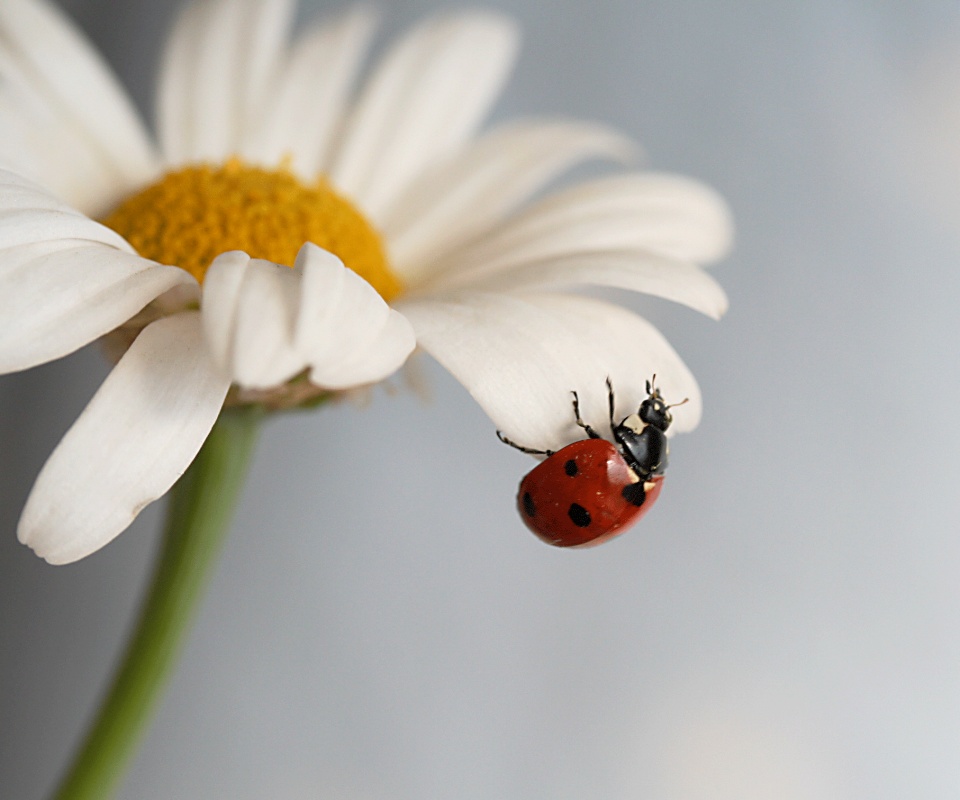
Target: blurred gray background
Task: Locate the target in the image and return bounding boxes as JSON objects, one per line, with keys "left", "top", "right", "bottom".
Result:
{"left": 3, "top": 0, "right": 960, "bottom": 798}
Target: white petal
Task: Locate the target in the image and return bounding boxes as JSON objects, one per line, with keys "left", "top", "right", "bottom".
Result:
{"left": 429, "top": 172, "right": 734, "bottom": 279}
{"left": 155, "top": 0, "right": 206, "bottom": 164}
{"left": 0, "top": 52, "right": 117, "bottom": 214}
{"left": 235, "top": 0, "right": 297, "bottom": 143}
{"left": 294, "top": 244, "right": 415, "bottom": 389}
{"left": 305, "top": 302, "right": 415, "bottom": 390}
{"left": 228, "top": 261, "right": 303, "bottom": 388}
{"left": 244, "top": 6, "right": 377, "bottom": 176}
{"left": 157, "top": 0, "right": 296, "bottom": 163}
{"left": 0, "top": 241, "right": 193, "bottom": 374}
{"left": 202, "top": 251, "right": 303, "bottom": 389}
{"left": 382, "top": 120, "right": 637, "bottom": 283}
{"left": 0, "top": 167, "right": 138, "bottom": 251}
{"left": 555, "top": 173, "right": 734, "bottom": 264}
{"left": 0, "top": 0, "right": 159, "bottom": 213}
{"left": 330, "top": 10, "right": 519, "bottom": 220}
{"left": 291, "top": 245, "right": 344, "bottom": 354}
{"left": 18, "top": 312, "right": 230, "bottom": 565}
{"left": 398, "top": 291, "right": 700, "bottom": 454}
{"left": 0, "top": 167, "right": 103, "bottom": 214}
{"left": 426, "top": 250, "right": 728, "bottom": 320}
{"left": 199, "top": 250, "right": 251, "bottom": 374}
{"left": 0, "top": 171, "right": 193, "bottom": 372}
{"left": 168, "top": 0, "right": 245, "bottom": 161}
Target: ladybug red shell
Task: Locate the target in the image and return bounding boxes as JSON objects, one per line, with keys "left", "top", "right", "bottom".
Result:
{"left": 517, "top": 439, "right": 664, "bottom": 548}
{"left": 498, "top": 377, "right": 681, "bottom": 548}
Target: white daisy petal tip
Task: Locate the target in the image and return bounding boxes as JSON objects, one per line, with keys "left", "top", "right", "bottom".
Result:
{"left": 609, "top": 133, "right": 641, "bottom": 165}
{"left": 560, "top": 122, "right": 640, "bottom": 166}
{"left": 447, "top": 7, "right": 522, "bottom": 53}
{"left": 712, "top": 281, "right": 731, "bottom": 319}
{"left": 640, "top": 172, "right": 735, "bottom": 264}
{"left": 306, "top": 307, "right": 415, "bottom": 390}
{"left": 437, "top": 250, "right": 730, "bottom": 321}
{"left": 689, "top": 179, "right": 735, "bottom": 264}
{"left": 435, "top": 169, "right": 733, "bottom": 279}
{"left": 293, "top": 240, "right": 343, "bottom": 272}
{"left": 202, "top": 249, "right": 304, "bottom": 390}
{"left": 201, "top": 249, "right": 253, "bottom": 378}
{"left": 17, "top": 312, "right": 229, "bottom": 565}
{"left": 294, "top": 243, "right": 415, "bottom": 390}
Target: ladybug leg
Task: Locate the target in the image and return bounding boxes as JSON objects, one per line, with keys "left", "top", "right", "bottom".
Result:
{"left": 571, "top": 391, "right": 602, "bottom": 439}
{"left": 496, "top": 430, "right": 554, "bottom": 456}
{"left": 606, "top": 376, "right": 617, "bottom": 431}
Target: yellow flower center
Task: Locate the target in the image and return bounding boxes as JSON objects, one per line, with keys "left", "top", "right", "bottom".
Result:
{"left": 101, "top": 159, "right": 401, "bottom": 301}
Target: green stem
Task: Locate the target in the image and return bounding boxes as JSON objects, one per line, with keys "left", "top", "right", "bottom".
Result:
{"left": 53, "top": 406, "right": 264, "bottom": 800}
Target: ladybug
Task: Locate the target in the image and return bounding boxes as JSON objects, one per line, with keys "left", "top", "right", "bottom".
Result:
{"left": 497, "top": 376, "right": 686, "bottom": 548}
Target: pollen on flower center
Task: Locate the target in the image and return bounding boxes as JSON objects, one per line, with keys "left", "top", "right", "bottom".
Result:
{"left": 101, "top": 159, "right": 401, "bottom": 301}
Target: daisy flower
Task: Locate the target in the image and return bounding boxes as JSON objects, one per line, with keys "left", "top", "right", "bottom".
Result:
{"left": 0, "top": 0, "right": 730, "bottom": 565}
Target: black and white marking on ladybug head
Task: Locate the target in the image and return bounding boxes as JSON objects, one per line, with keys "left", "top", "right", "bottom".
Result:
{"left": 637, "top": 375, "right": 687, "bottom": 433}
{"left": 609, "top": 375, "right": 689, "bottom": 480}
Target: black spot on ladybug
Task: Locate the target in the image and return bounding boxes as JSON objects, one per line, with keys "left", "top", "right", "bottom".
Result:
{"left": 568, "top": 503, "right": 591, "bottom": 527}
{"left": 522, "top": 492, "right": 536, "bottom": 517}
{"left": 621, "top": 482, "right": 647, "bottom": 507}
{"left": 564, "top": 459, "right": 578, "bottom": 477}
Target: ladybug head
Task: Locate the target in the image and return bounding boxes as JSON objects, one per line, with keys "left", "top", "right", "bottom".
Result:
{"left": 638, "top": 376, "right": 687, "bottom": 432}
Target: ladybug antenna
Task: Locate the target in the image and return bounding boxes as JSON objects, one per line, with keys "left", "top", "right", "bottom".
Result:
{"left": 646, "top": 374, "right": 657, "bottom": 396}
{"left": 666, "top": 397, "right": 689, "bottom": 410}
